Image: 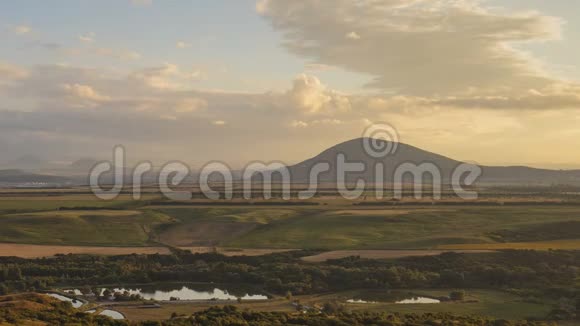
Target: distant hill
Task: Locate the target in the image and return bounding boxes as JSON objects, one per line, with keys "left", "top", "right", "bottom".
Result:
{"left": 3, "top": 155, "right": 45, "bottom": 169}
{"left": 285, "top": 138, "right": 580, "bottom": 185}
{"left": 0, "top": 169, "right": 71, "bottom": 184}
{"left": 70, "top": 158, "right": 100, "bottom": 171}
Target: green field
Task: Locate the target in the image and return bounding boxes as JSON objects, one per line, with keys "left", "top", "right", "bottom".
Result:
{"left": 153, "top": 206, "right": 580, "bottom": 249}
{"left": 0, "top": 209, "right": 173, "bottom": 246}
{"left": 341, "top": 289, "right": 553, "bottom": 320}
{"left": 1, "top": 198, "right": 580, "bottom": 250}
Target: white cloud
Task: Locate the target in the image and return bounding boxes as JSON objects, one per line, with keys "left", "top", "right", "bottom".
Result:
{"left": 287, "top": 74, "right": 351, "bottom": 115}
{"left": 212, "top": 120, "right": 227, "bottom": 126}
{"left": 176, "top": 41, "right": 191, "bottom": 49}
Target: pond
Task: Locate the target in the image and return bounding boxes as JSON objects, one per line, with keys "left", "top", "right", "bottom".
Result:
{"left": 395, "top": 296, "right": 440, "bottom": 304}
{"left": 99, "top": 309, "right": 125, "bottom": 320}
{"left": 346, "top": 299, "right": 377, "bottom": 304}
{"left": 97, "top": 284, "right": 268, "bottom": 301}
{"left": 46, "top": 293, "right": 84, "bottom": 308}
{"left": 346, "top": 291, "right": 441, "bottom": 305}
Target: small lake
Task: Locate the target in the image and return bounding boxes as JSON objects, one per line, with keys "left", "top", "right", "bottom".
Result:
{"left": 396, "top": 296, "right": 440, "bottom": 304}
{"left": 346, "top": 291, "right": 441, "bottom": 305}
{"left": 99, "top": 309, "right": 125, "bottom": 320}
{"left": 98, "top": 285, "right": 268, "bottom": 301}
{"left": 346, "top": 299, "right": 376, "bottom": 304}
{"left": 46, "top": 293, "right": 84, "bottom": 308}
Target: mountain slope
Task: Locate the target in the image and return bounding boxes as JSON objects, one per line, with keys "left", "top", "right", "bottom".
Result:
{"left": 285, "top": 138, "right": 580, "bottom": 185}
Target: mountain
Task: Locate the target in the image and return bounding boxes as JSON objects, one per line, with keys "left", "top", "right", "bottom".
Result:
{"left": 0, "top": 169, "right": 71, "bottom": 185}
{"left": 2, "top": 155, "right": 45, "bottom": 170}
{"left": 70, "top": 158, "right": 100, "bottom": 172}
{"left": 285, "top": 138, "right": 580, "bottom": 185}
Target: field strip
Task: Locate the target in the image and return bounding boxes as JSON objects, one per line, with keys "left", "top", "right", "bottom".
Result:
{"left": 0, "top": 244, "right": 171, "bottom": 258}
{"left": 437, "top": 239, "right": 580, "bottom": 250}
{"left": 301, "top": 249, "right": 494, "bottom": 262}
{"left": 179, "top": 247, "right": 295, "bottom": 256}
{"left": 0, "top": 244, "right": 295, "bottom": 258}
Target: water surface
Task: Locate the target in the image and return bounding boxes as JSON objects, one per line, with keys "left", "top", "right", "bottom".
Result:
{"left": 100, "top": 285, "right": 267, "bottom": 301}
{"left": 46, "top": 293, "right": 84, "bottom": 308}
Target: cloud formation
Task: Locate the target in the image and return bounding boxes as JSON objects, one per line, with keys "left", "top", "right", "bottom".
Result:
{"left": 258, "top": 0, "right": 564, "bottom": 95}
{"left": 2, "top": 60, "right": 579, "bottom": 166}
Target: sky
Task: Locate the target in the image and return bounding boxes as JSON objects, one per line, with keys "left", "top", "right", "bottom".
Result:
{"left": 1, "top": 0, "right": 580, "bottom": 169}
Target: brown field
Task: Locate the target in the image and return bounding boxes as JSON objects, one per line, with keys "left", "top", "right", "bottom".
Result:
{"left": 301, "top": 249, "right": 493, "bottom": 262}
{"left": 438, "top": 239, "right": 580, "bottom": 250}
{"left": 0, "top": 244, "right": 171, "bottom": 258}
{"left": 0, "top": 244, "right": 293, "bottom": 258}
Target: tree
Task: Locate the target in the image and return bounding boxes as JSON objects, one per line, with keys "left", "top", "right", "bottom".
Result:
{"left": 450, "top": 290, "right": 466, "bottom": 301}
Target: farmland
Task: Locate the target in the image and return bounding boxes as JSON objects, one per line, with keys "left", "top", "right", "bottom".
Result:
{"left": 0, "top": 193, "right": 579, "bottom": 251}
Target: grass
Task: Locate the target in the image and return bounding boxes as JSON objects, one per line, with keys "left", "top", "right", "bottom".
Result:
{"left": 438, "top": 239, "right": 580, "bottom": 250}
{"left": 113, "top": 288, "right": 553, "bottom": 321}
{"left": 1, "top": 203, "right": 579, "bottom": 250}
{"left": 0, "top": 210, "right": 173, "bottom": 246}
{"left": 220, "top": 206, "right": 580, "bottom": 249}
{"left": 343, "top": 289, "right": 553, "bottom": 320}
{"left": 0, "top": 198, "right": 144, "bottom": 215}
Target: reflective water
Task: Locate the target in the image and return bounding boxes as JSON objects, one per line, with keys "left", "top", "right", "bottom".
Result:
{"left": 346, "top": 292, "right": 441, "bottom": 305}
{"left": 46, "top": 293, "right": 84, "bottom": 308}
{"left": 396, "top": 296, "right": 440, "bottom": 304}
{"left": 346, "top": 299, "right": 376, "bottom": 304}
{"left": 99, "top": 309, "right": 124, "bottom": 320}
{"left": 100, "top": 285, "right": 268, "bottom": 301}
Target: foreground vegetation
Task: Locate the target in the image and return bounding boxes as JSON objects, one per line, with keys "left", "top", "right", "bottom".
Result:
{"left": 0, "top": 293, "right": 562, "bottom": 325}
{"left": 0, "top": 249, "right": 578, "bottom": 322}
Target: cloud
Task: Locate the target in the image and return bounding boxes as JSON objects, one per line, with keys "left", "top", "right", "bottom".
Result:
{"left": 287, "top": 74, "right": 351, "bottom": 115}
{"left": 79, "top": 33, "right": 95, "bottom": 43}
{"left": 0, "top": 63, "right": 29, "bottom": 81}
{"left": 129, "top": 63, "right": 204, "bottom": 90}
{"left": 345, "top": 31, "right": 360, "bottom": 40}
{"left": 433, "top": 87, "right": 580, "bottom": 110}
{"left": 176, "top": 41, "right": 191, "bottom": 49}
{"left": 2, "top": 61, "right": 580, "bottom": 166}
{"left": 304, "top": 63, "right": 336, "bottom": 72}
{"left": 94, "top": 47, "right": 141, "bottom": 60}
{"left": 12, "top": 25, "right": 32, "bottom": 35}
{"left": 258, "top": 0, "right": 564, "bottom": 96}
{"left": 60, "top": 83, "right": 110, "bottom": 108}
{"left": 290, "top": 120, "right": 308, "bottom": 128}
